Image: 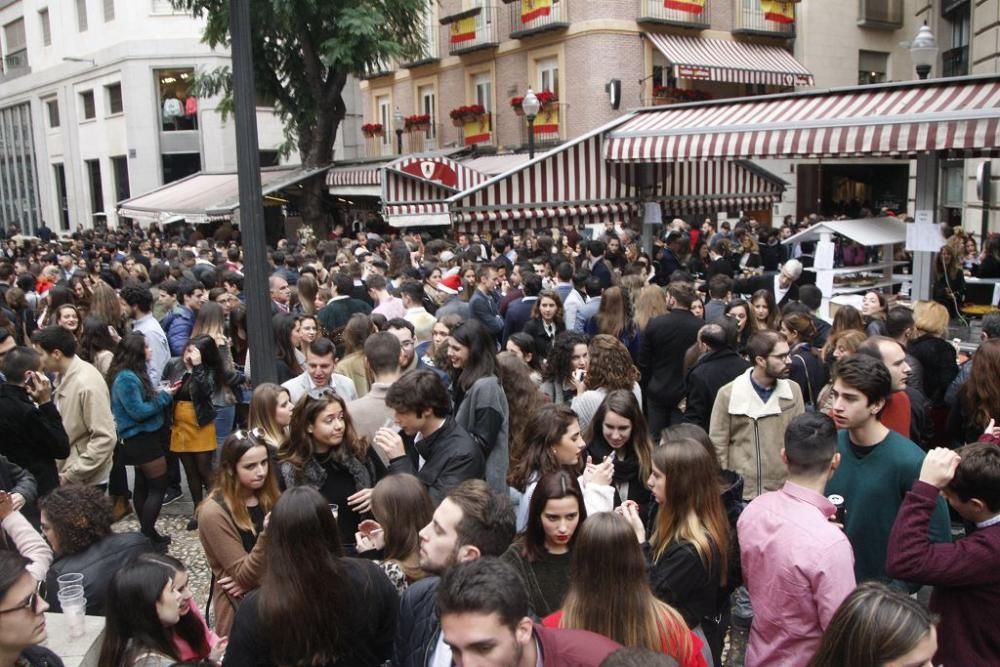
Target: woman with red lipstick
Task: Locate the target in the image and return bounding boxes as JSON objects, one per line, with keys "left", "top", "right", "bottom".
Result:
{"left": 585, "top": 390, "right": 654, "bottom": 524}
{"left": 501, "top": 470, "right": 587, "bottom": 618}
{"left": 0, "top": 552, "right": 61, "bottom": 667}
{"left": 198, "top": 430, "right": 281, "bottom": 637}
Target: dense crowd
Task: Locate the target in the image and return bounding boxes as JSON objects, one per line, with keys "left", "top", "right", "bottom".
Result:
{"left": 0, "top": 214, "right": 997, "bottom": 667}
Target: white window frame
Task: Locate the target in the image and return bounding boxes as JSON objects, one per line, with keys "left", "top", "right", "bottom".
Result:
{"left": 537, "top": 56, "right": 558, "bottom": 95}
{"left": 473, "top": 72, "right": 492, "bottom": 113}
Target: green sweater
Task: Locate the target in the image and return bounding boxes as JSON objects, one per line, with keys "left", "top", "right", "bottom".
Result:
{"left": 826, "top": 429, "right": 951, "bottom": 585}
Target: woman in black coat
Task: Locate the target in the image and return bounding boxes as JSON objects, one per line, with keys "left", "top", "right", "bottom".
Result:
{"left": 521, "top": 289, "right": 565, "bottom": 363}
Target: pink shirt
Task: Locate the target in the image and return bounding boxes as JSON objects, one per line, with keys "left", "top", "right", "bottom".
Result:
{"left": 172, "top": 600, "right": 221, "bottom": 661}
{"left": 737, "top": 482, "right": 856, "bottom": 667}
{"left": 373, "top": 296, "right": 407, "bottom": 321}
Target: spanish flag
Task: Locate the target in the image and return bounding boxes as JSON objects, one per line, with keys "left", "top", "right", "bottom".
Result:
{"left": 521, "top": 0, "right": 552, "bottom": 22}
{"left": 761, "top": 0, "right": 794, "bottom": 24}
{"left": 533, "top": 105, "right": 559, "bottom": 135}
{"left": 450, "top": 16, "right": 476, "bottom": 44}
{"left": 664, "top": 0, "right": 705, "bottom": 14}
{"left": 463, "top": 114, "right": 491, "bottom": 146}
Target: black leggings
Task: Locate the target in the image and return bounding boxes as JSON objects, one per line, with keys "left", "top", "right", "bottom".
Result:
{"left": 133, "top": 457, "right": 168, "bottom": 539}
{"left": 178, "top": 451, "right": 214, "bottom": 507}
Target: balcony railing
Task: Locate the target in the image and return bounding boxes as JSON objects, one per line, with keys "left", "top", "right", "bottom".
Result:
{"left": 517, "top": 102, "right": 566, "bottom": 150}
{"left": 942, "top": 46, "right": 968, "bottom": 77}
{"left": 732, "top": 0, "right": 795, "bottom": 37}
{"left": 402, "top": 17, "right": 441, "bottom": 67}
{"left": 360, "top": 58, "right": 396, "bottom": 80}
{"left": 364, "top": 122, "right": 447, "bottom": 158}
{"left": 1, "top": 49, "right": 29, "bottom": 81}
{"left": 508, "top": 0, "right": 569, "bottom": 39}
{"left": 443, "top": 6, "right": 500, "bottom": 56}
{"left": 857, "top": 0, "right": 903, "bottom": 29}
{"left": 638, "top": 0, "right": 711, "bottom": 29}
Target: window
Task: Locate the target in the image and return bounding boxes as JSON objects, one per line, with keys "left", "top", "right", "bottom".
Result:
{"left": 105, "top": 83, "right": 123, "bottom": 115}
{"left": 76, "top": 0, "right": 88, "bottom": 32}
{"left": 103, "top": 0, "right": 114, "bottom": 22}
{"left": 110, "top": 156, "right": 129, "bottom": 202}
{"left": 418, "top": 84, "right": 436, "bottom": 139}
{"left": 157, "top": 69, "right": 197, "bottom": 131}
{"left": 260, "top": 150, "right": 280, "bottom": 167}
{"left": 3, "top": 19, "right": 27, "bottom": 73}
{"left": 39, "top": 9, "right": 51, "bottom": 46}
{"left": 376, "top": 94, "right": 390, "bottom": 146}
{"left": 943, "top": 3, "right": 970, "bottom": 77}
{"left": 80, "top": 91, "right": 96, "bottom": 120}
{"left": 858, "top": 50, "right": 888, "bottom": 85}
{"left": 537, "top": 56, "right": 559, "bottom": 95}
{"left": 46, "top": 100, "right": 59, "bottom": 128}
{"left": 941, "top": 161, "right": 964, "bottom": 209}
{"left": 473, "top": 72, "right": 492, "bottom": 113}
{"left": 857, "top": 0, "right": 903, "bottom": 29}
{"left": 85, "top": 159, "right": 104, "bottom": 216}
{"left": 161, "top": 153, "right": 201, "bottom": 184}
{"left": 53, "top": 164, "right": 70, "bottom": 231}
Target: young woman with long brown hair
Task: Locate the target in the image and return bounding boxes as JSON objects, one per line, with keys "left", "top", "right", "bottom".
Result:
{"left": 585, "top": 287, "right": 640, "bottom": 363}
{"left": 545, "top": 512, "right": 707, "bottom": 667}
{"left": 502, "top": 470, "right": 587, "bottom": 619}
{"left": 950, "top": 338, "right": 1000, "bottom": 447}
{"left": 222, "top": 487, "right": 398, "bottom": 667}
{"left": 278, "top": 389, "right": 374, "bottom": 550}
{"left": 570, "top": 334, "right": 642, "bottom": 433}
{"left": 521, "top": 289, "right": 565, "bottom": 362}
{"left": 621, "top": 437, "right": 729, "bottom": 632}
{"left": 247, "top": 383, "right": 293, "bottom": 449}
{"left": 197, "top": 429, "right": 280, "bottom": 637}
{"left": 354, "top": 473, "right": 433, "bottom": 593}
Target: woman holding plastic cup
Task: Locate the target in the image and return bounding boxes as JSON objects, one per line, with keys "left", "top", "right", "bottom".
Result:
{"left": 0, "top": 551, "right": 61, "bottom": 667}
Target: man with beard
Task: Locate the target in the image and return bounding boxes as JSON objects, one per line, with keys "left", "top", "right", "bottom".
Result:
{"left": 387, "top": 318, "right": 419, "bottom": 372}
{"left": 394, "top": 480, "right": 516, "bottom": 667}
{"left": 710, "top": 330, "right": 805, "bottom": 500}
{"left": 825, "top": 354, "right": 950, "bottom": 584}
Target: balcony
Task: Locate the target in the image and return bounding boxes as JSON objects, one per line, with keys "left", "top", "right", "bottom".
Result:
{"left": 360, "top": 58, "right": 396, "bottom": 80}
{"left": 507, "top": 0, "right": 569, "bottom": 39}
{"left": 517, "top": 103, "right": 566, "bottom": 150}
{"left": 857, "top": 0, "right": 903, "bottom": 30}
{"left": 364, "top": 122, "right": 446, "bottom": 158}
{"left": 401, "top": 21, "right": 441, "bottom": 67}
{"left": 638, "top": 0, "right": 711, "bottom": 29}
{"left": 942, "top": 46, "right": 968, "bottom": 77}
{"left": 1, "top": 49, "right": 29, "bottom": 81}
{"left": 442, "top": 6, "right": 500, "bottom": 56}
{"left": 732, "top": 0, "right": 795, "bottom": 37}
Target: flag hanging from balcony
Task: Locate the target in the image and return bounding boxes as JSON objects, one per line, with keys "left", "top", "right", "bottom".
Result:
{"left": 450, "top": 16, "right": 477, "bottom": 44}
{"left": 463, "top": 114, "right": 491, "bottom": 146}
{"left": 521, "top": 0, "right": 552, "bottom": 22}
{"left": 664, "top": 0, "right": 705, "bottom": 14}
{"left": 761, "top": 0, "right": 794, "bottom": 23}
{"left": 533, "top": 105, "right": 559, "bottom": 135}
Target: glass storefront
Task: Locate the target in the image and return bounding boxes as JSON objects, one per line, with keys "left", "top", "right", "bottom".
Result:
{"left": 0, "top": 102, "right": 41, "bottom": 234}
{"left": 157, "top": 68, "right": 198, "bottom": 131}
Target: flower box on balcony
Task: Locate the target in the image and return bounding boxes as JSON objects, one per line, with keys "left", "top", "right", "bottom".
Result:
{"left": 449, "top": 104, "right": 486, "bottom": 127}
{"left": 510, "top": 91, "right": 558, "bottom": 116}
{"left": 404, "top": 114, "right": 432, "bottom": 132}
{"left": 362, "top": 123, "right": 385, "bottom": 138}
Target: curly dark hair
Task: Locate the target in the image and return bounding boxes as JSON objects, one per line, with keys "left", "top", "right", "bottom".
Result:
{"left": 38, "top": 485, "right": 113, "bottom": 557}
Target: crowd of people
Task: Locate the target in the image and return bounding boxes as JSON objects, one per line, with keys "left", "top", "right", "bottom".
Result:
{"left": 0, "top": 214, "right": 997, "bottom": 667}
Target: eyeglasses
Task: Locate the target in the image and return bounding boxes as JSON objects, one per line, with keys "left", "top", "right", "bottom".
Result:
{"left": 0, "top": 581, "right": 45, "bottom": 615}
{"left": 307, "top": 387, "right": 338, "bottom": 400}
{"left": 232, "top": 427, "right": 266, "bottom": 443}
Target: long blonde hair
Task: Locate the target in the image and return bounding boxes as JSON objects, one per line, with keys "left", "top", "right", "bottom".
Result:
{"left": 634, "top": 285, "right": 668, "bottom": 333}
{"left": 560, "top": 513, "right": 696, "bottom": 663}
{"left": 649, "top": 438, "right": 729, "bottom": 585}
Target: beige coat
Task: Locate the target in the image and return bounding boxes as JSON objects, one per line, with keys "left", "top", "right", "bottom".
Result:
{"left": 55, "top": 356, "right": 117, "bottom": 486}
{"left": 709, "top": 368, "right": 805, "bottom": 500}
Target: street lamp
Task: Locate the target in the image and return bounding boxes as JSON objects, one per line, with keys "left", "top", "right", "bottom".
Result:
{"left": 910, "top": 23, "right": 938, "bottom": 80}
{"left": 522, "top": 88, "right": 541, "bottom": 160}
{"left": 394, "top": 107, "right": 404, "bottom": 155}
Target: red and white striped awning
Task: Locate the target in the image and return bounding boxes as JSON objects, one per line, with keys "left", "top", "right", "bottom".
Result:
{"left": 605, "top": 75, "right": 1000, "bottom": 162}
{"left": 455, "top": 204, "right": 639, "bottom": 235}
{"left": 327, "top": 163, "right": 383, "bottom": 197}
{"left": 647, "top": 33, "right": 813, "bottom": 87}
{"left": 657, "top": 160, "right": 785, "bottom": 214}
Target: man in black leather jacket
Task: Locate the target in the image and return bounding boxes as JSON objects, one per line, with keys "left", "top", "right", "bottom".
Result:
{"left": 394, "top": 480, "right": 514, "bottom": 667}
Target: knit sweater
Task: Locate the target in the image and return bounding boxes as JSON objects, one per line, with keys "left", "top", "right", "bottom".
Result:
{"left": 886, "top": 481, "right": 1000, "bottom": 666}
{"left": 501, "top": 544, "right": 573, "bottom": 619}
{"left": 111, "top": 370, "right": 172, "bottom": 440}
{"left": 825, "top": 430, "right": 951, "bottom": 584}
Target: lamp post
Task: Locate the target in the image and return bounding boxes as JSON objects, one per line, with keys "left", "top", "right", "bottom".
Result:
{"left": 522, "top": 87, "right": 541, "bottom": 160}
{"left": 910, "top": 23, "right": 938, "bottom": 80}
{"left": 394, "top": 107, "right": 404, "bottom": 155}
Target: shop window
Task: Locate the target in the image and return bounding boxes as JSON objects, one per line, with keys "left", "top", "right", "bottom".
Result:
{"left": 162, "top": 153, "right": 201, "bottom": 184}
{"left": 158, "top": 68, "right": 198, "bottom": 131}
{"left": 941, "top": 161, "right": 964, "bottom": 209}
{"left": 858, "top": 50, "right": 888, "bottom": 85}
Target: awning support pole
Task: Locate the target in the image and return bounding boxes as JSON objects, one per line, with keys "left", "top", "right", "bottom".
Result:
{"left": 230, "top": 0, "right": 277, "bottom": 384}
{"left": 912, "top": 152, "right": 939, "bottom": 302}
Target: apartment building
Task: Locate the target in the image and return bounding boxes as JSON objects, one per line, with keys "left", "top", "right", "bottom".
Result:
{"left": 358, "top": 0, "right": 814, "bottom": 162}
{"left": 0, "top": 0, "right": 362, "bottom": 234}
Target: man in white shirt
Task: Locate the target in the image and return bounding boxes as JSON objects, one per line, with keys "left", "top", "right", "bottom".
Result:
{"left": 282, "top": 337, "right": 357, "bottom": 404}
{"left": 121, "top": 285, "right": 169, "bottom": 386}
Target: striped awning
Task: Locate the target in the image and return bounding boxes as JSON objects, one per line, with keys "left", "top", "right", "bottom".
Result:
{"left": 327, "top": 163, "right": 384, "bottom": 197}
{"left": 647, "top": 33, "right": 813, "bottom": 87}
{"left": 455, "top": 203, "right": 638, "bottom": 235}
{"left": 657, "top": 160, "right": 785, "bottom": 214}
{"left": 605, "top": 75, "right": 1000, "bottom": 162}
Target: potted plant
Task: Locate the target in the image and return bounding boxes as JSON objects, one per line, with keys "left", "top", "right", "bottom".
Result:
{"left": 510, "top": 95, "right": 525, "bottom": 116}
{"left": 404, "top": 114, "right": 432, "bottom": 132}
{"left": 449, "top": 104, "right": 487, "bottom": 126}
{"left": 362, "top": 122, "right": 384, "bottom": 138}
{"left": 536, "top": 90, "right": 557, "bottom": 108}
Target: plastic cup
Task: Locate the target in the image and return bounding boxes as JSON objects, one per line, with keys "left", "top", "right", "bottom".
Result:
{"left": 56, "top": 573, "right": 83, "bottom": 590}
{"left": 329, "top": 504, "right": 339, "bottom": 520}
{"left": 57, "top": 585, "right": 84, "bottom": 602}
{"left": 62, "top": 598, "right": 87, "bottom": 639}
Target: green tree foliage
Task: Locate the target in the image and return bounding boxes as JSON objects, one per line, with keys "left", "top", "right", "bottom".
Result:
{"left": 172, "top": 0, "right": 428, "bottom": 228}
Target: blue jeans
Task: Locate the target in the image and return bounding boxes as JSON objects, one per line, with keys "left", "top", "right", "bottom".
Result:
{"left": 213, "top": 404, "right": 236, "bottom": 463}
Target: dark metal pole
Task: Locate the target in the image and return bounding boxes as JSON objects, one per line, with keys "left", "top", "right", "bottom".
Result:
{"left": 396, "top": 128, "right": 403, "bottom": 155}
{"left": 527, "top": 115, "right": 535, "bottom": 160}
{"left": 230, "top": 0, "right": 276, "bottom": 385}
